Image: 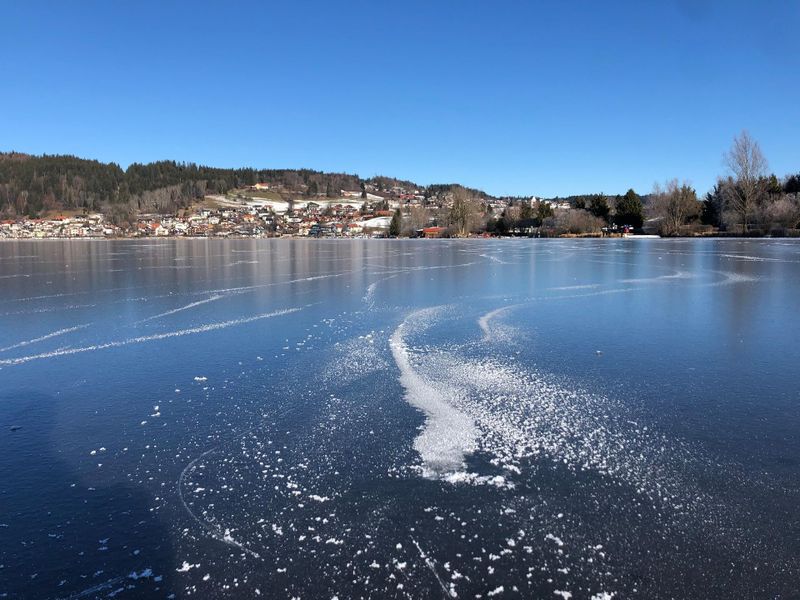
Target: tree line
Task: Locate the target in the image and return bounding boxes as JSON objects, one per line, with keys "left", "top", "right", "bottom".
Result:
{"left": 643, "top": 132, "right": 799, "bottom": 236}
{"left": 0, "top": 154, "right": 368, "bottom": 218}
{"left": 424, "top": 131, "right": 798, "bottom": 237}
{"left": 3, "top": 131, "right": 797, "bottom": 237}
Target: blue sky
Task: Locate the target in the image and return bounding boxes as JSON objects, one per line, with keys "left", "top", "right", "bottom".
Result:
{"left": 2, "top": 1, "right": 797, "bottom": 197}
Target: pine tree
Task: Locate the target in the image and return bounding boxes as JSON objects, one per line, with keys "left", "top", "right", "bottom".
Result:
{"left": 615, "top": 189, "right": 644, "bottom": 228}
{"left": 389, "top": 209, "right": 402, "bottom": 237}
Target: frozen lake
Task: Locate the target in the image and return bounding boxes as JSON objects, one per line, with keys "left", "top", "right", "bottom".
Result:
{"left": 1, "top": 238, "right": 799, "bottom": 599}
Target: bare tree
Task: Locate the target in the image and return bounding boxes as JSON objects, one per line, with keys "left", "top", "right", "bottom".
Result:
{"left": 551, "top": 209, "right": 605, "bottom": 235}
{"left": 448, "top": 186, "right": 481, "bottom": 236}
{"left": 723, "top": 130, "right": 768, "bottom": 234}
{"left": 502, "top": 204, "right": 521, "bottom": 232}
{"left": 763, "top": 196, "right": 800, "bottom": 231}
{"left": 650, "top": 179, "right": 700, "bottom": 236}
{"left": 403, "top": 205, "right": 428, "bottom": 236}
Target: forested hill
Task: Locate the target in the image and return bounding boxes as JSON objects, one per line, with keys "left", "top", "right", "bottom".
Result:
{"left": 0, "top": 152, "right": 433, "bottom": 218}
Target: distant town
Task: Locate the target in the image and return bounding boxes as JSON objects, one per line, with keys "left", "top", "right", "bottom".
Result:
{"left": 2, "top": 132, "right": 798, "bottom": 240}
{"left": 0, "top": 182, "right": 582, "bottom": 240}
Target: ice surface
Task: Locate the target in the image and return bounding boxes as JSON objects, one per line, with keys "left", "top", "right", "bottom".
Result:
{"left": 390, "top": 308, "right": 479, "bottom": 478}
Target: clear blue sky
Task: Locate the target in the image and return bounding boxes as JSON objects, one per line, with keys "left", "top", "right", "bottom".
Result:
{"left": 2, "top": 1, "right": 797, "bottom": 197}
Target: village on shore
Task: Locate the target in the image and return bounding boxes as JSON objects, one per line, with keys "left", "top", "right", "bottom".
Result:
{"left": 0, "top": 183, "right": 594, "bottom": 240}
{"left": 2, "top": 131, "right": 798, "bottom": 241}
{"left": 0, "top": 175, "right": 665, "bottom": 240}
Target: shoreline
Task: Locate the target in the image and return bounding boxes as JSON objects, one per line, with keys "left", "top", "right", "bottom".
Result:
{"left": 1, "top": 235, "right": 798, "bottom": 242}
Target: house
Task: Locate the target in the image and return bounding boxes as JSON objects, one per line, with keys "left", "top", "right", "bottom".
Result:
{"left": 308, "top": 223, "right": 336, "bottom": 237}
{"left": 422, "top": 226, "right": 446, "bottom": 239}
{"left": 543, "top": 199, "right": 572, "bottom": 210}
{"left": 360, "top": 216, "right": 392, "bottom": 230}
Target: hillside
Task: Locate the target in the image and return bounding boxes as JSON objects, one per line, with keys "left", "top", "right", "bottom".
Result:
{"left": 0, "top": 152, "right": 499, "bottom": 220}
